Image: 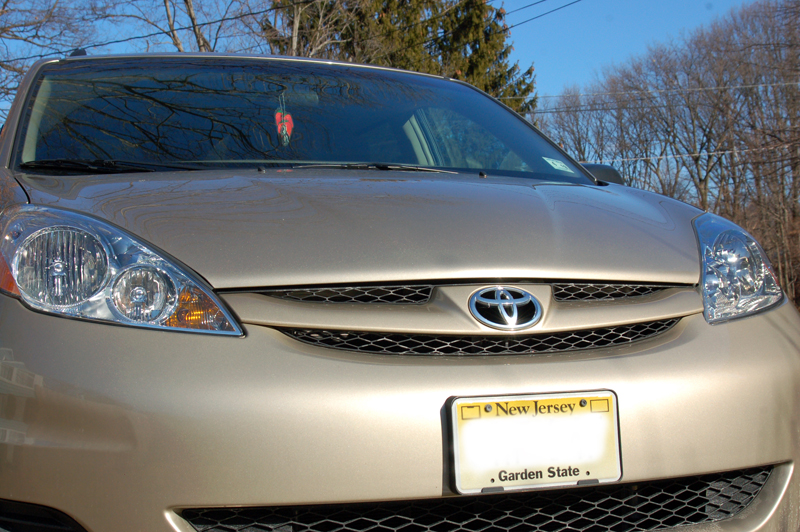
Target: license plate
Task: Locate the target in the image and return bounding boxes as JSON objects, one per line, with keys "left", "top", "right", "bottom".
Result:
{"left": 451, "top": 391, "right": 621, "bottom": 494}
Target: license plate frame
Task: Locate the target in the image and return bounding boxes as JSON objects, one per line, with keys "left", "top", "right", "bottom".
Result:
{"left": 450, "top": 391, "right": 621, "bottom": 494}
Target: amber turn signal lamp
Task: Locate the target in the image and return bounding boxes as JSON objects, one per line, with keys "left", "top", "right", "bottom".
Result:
{"left": 164, "top": 286, "right": 235, "bottom": 332}
{"left": 0, "top": 253, "right": 19, "bottom": 296}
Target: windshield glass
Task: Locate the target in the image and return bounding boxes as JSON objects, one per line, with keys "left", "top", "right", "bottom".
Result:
{"left": 15, "top": 57, "right": 591, "bottom": 183}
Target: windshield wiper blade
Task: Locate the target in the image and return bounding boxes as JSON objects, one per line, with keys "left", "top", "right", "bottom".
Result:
{"left": 19, "top": 159, "right": 204, "bottom": 174}
{"left": 291, "top": 162, "right": 457, "bottom": 174}
{"left": 105, "top": 159, "right": 207, "bottom": 171}
{"left": 376, "top": 163, "right": 457, "bottom": 174}
{"left": 20, "top": 159, "right": 155, "bottom": 174}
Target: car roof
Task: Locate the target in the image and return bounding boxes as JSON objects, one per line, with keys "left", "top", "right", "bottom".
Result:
{"left": 52, "top": 51, "right": 452, "bottom": 84}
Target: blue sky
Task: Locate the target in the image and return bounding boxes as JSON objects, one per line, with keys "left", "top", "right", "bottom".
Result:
{"left": 503, "top": 0, "right": 759, "bottom": 98}
{"left": 3, "top": 0, "right": 760, "bottom": 105}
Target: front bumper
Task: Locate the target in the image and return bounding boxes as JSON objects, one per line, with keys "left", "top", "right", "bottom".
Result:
{"left": 0, "top": 294, "right": 799, "bottom": 532}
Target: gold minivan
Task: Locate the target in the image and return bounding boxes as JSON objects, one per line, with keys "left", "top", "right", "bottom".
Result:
{"left": 0, "top": 54, "right": 796, "bottom": 532}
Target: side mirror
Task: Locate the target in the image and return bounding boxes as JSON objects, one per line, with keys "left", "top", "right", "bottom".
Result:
{"left": 582, "top": 163, "right": 625, "bottom": 186}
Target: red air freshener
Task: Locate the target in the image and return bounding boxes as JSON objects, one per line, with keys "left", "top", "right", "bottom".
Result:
{"left": 275, "top": 94, "right": 294, "bottom": 146}
{"left": 275, "top": 112, "right": 294, "bottom": 144}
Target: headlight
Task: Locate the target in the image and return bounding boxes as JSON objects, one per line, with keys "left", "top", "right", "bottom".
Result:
{"left": 0, "top": 205, "right": 242, "bottom": 335}
{"left": 694, "top": 213, "right": 782, "bottom": 323}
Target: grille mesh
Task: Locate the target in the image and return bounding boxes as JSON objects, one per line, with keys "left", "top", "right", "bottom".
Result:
{"left": 552, "top": 284, "right": 682, "bottom": 302}
{"left": 261, "top": 283, "right": 685, "bottom": 305}
{"left": 280, "top": 319, "right": 679, "bottom": 356}
{"left": 181, "top": 467, "right": 771, "bottom": 532}
{"left": 263, "top": 286, "right": 433, "bottom": 304}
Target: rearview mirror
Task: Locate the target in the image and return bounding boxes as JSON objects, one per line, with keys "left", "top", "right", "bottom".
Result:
{"left": 582, "top": 163, "right": 625, "bottom": 186}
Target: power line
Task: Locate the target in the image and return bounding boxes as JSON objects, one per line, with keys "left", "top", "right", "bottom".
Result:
{"left": 505, "top": 0, "right": 553, "bottom": 17}
{"left": 5, "top": 0, "right": 584, "bottom": 71}
{"left": 375, "top": 0, "right": 585, "bottom": 63}
{"left": 529, "top": 87, "right": 798, "bottom": 113}
{"left": 178, "top": 0, "right": 477, "bottom": 55}
{"left": 354, "top": 0, "right": 476, "bottom": 49}
{"left": 4, "top": 0, "right": 317, "bottom": 63}
{"left": 505, "top": 0, "right": 585, "bottom": 31}
{"left": 498, "top": 80, "right": 800, "bottom": 101}
{"left": 404, "top": 0, "right": 552, "bottom": 38}
{"left": 584, "top": 144, "right": 793, "bottom": 164}
{"left": 533, "top": 104, "right": 668, "bottom": 114}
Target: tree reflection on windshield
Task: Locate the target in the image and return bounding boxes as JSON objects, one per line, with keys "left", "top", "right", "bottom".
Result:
{"left": 16, "top": 58, "right": 590, "bottom": 184}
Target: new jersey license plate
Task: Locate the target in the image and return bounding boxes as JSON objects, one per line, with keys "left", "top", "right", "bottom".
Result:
{"left": 451, "top": 391, "right": 621, "bottom": 494}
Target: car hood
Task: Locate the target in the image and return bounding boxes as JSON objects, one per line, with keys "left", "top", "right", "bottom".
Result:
{"left": 18, "top": 169, "right": 702, "bottom": 289}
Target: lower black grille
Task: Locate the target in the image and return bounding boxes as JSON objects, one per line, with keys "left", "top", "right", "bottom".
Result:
{"left": 181, "top": 467, "right": 771, "bottom": 532}
{"left": 280, "top": 319, "right": 679, "bottom": 356}
{"left": 0, "top": 498, "right": 87, "bottom": 532}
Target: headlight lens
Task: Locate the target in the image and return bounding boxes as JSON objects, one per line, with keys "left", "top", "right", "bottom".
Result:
{"left": 16, "top": 227, "right": 108, "bottom": 306}
{"left": 111, "top": 266, "right": 176, "bottom": 322}
{"left": 694, "top": 213, "right": 782, "bottom": 323}
{"left": 0, "top": 205, "right": 241, "bottom": 335}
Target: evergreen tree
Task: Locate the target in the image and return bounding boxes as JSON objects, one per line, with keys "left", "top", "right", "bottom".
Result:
{"left": 341, "top": 0, "right": 537, "bottom": 113}
{"left": 432, "top": 0, "right": 535, "bottom": 113}
{"left": 345, "top": 0, "right": 437, "bottom": 72}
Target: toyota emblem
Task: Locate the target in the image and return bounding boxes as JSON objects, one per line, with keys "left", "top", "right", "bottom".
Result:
{"left": 468, "top": 286, "right": 542, "bottom": 331}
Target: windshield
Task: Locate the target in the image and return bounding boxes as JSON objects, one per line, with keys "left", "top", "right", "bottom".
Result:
{"left": 15, "top": 57, "right": 591, "bottom": 183}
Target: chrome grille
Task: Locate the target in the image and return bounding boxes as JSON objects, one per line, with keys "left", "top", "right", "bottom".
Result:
{"left": 260, "top": 283, "right": 687, "bottom": 305}
{"left": 263, "top": 285, "right": 433, "bottom": 304}
{"left": 181, "top": 467, "right": 771, "bottom": 532}
{"left": 280, "top": 319, "right": 679, "bottom": 356}
{"left": 552, "top": 283, "right": 683, "bottom": 301}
